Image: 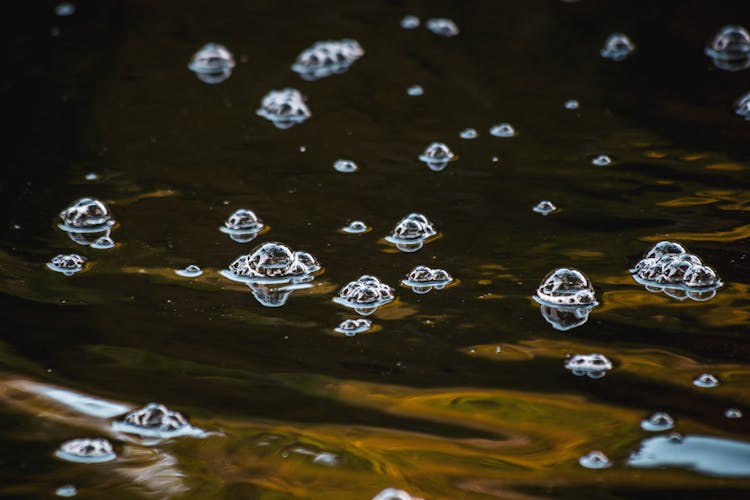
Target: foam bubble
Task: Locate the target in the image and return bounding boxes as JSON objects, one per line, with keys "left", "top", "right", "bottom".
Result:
{"left": 400, "top": 15, "right": 420, "bottom": 30}
{"left": 579, "top": 450, "right": 612, "bottom": 469}
{"left": 426, "top": 18, "right": 459, "bottom": 37}
{"left": 385, "top": 213, "right": 437, "bottom": 252}
{"left": 725, "top": 408, "right": 743, "bottom": 419}
{"left": 334, "top": 275, "right": 395, "bottom": 315}
{"left": 175, "top": 265, "right": 203, "bottom": 278}
{"left": 292, "top": 39, "right": 364, "bottom": 80}
{"left": 641, "top": 412, "right": 675, "bottom": 432}
{"left": 600, "top": 33, "right": 635, "bottom": 61}
{"left": 56, "top": 438, "right": 116, "bottom": 464}
{"left": 91, "top": 235, "right": 115, "bottom": 249}
{"left": 47, "top": 254, "right": 86, "bottom": 276}
{"left": 341, "top": 220, "right": 370, "bottom": 234}
{"left": 533, "top": 200, "right": 556, "bottom": 215}
{"left": 734, "top": 91, "right": 750, "bottom": 120}
{"left": 334, "top": 159, "right": 359, "bottom": 173}
{"left": 402, "top": 265, "right": 453, "bottom": 294}
{"left": 256, "top": 88, "right": 311, "bottom": 129}
{"left": 407, "top": 85, "right": 424, "bottom": 96}
{"left": 706, "top": 25, "right": 750, "bottom": 71}
{"left": 693, "top": 373, "right": 719, "bottom": 388}
{"left": 335, "top": 318, "right": 373, "bottom": 336}
{"left": 188, "top": 43, "right": 235, "bottom": 84}
{"left": 535, "top": 268, "right": 598, "bottom": 307}
{"left": 565, "top": 353, "right": 612, "bottom": 378}
{"left": 55, "top": 484, "right": 78, "bottom": 497}
{"left": 419, "top": 142, "right": 455, "bottom": 171}
{"left": 221, "top": 242, "right": 320, "bottom": 284}
{"left": 592, "top": 154, "right": 612, "bottom": 166}
{"left": 489, "top": 123, "right": 515, "bottom": 138}
{"left": 59, "top": 198, "right": 114, "bottom": 231}
{"left": 459, "top": 128, "right": 478, "bottom": 139}
{"left": 113, "top": 402, "right": 197, "bottom": 439}
{"left": 564, "top": 99, "right": 580, "bottom": 110}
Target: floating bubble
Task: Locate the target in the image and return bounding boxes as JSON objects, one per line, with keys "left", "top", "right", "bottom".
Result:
{"left": 591, "top": 154, "right": 612, "bottom": 166}
{"left": 400, "top": 15, "right": 420, "bottom": 30}
{"left": 565, "top": 353, "right": 612, "bottom": 378}
{"left": 600, "top": 33, "right": 635, "bottom": 61}
{"left": 175, "top": 264, "right": 203, "bottom": 278}
{"left": 734, "top": 91, "right": 750, "bottom": 120}
{"left": 459, "top": 128, "right": 478, "bottom": 139}
{"left": 641, "top": 412, "right": 675, "bottom": 432}
{"left": 334, "top": 159, "right": 359, "bottom": 173}
{"left": 426, "top": 18, "right": 459, "bottom": 37}
{"left": 490, "top": 123, "right": 515, "bottom": 138}
{"left": 564, "top": 99, "right": 580, "bottom": 110}
{"left": 220, "top": 208, "right": 264, "bottom": 243}
{"left": 84, "top": 172, "right": 98, "bottom": 181}
{"left": 341, "top": 220, "right": 370, "bottom": 234}
{"left": 385, "top": 213, "right": 437, "bottom": 252}
{"left": 693, "top": 373, "right": 719, "bottom": 388}
{"left": 59, "top": 198, "right": 114, "bottom": 231}
{"left": 55, "top": 438, "right": 116, "bottom": 464}
{"left": 578, "top": 450, "right": 612, "bottom": 469}
{"left": 533, "top": 200, "right": 556, "bottom": 215}
{"left": 221, "top": 242, "right": 320, "bottom": 284}
{"left": 705, "top": 25, "right": 750, "bottom": 71}
{"left": 402, "top": 265, "right": 453, "bottom": 294}
{"left": 725, "top": 408, "right": 743, "bottom": 419}
{"left": 291, "top": 39, "right": 364, "bottom": 80}
{"left": 188, "top": 43, "right": 235, "bottom": 84}
{"left": 55, "top": 484, "right": 78, "bottom": 497}
{"left": 113, "top": 402, "right": 194, "bottom": 439}
{"left": 406, "top": 85, "right": 424, "bottom": 96}
{"left": 47, "top": 254, "right": 86, "bottom": 276}
{"left": 335, "top": 318, "right": 373, "bottom": 336}
{"left": 372, "top": 488, "right": 423, "bottom": 500}
{"left": 535, "top": 268, "right": 598, "bottom": 307}
{"left": 334, "top": 275, "right": 395, "bottom": 315}
{"left": 256, "top": 88, "right": 311, "bottom": 129}
{"left": 630, "top": 241, "right": 722, "bottom": 301}
{"left": 539, "top": 304, "right": 593, "bottom": 331}
{"left": 55, "top": 2, "right": 75, "bottom": 16}
{"left": 419, "top": 142, "right": 455, "bottom": 171}
{"left": 90, "top": 235, "right": 115, "bottom": 250}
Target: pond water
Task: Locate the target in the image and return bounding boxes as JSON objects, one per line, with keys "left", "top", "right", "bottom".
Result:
{"left": 1, "top": 0, "right": 749, "bottom": 498}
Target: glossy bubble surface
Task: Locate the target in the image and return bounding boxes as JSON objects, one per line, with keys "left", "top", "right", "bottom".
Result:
{"left": 535, "top": 268, "right": 598, "bottom": 307}
{"left": 426, "top": 18, "right": 459, "bottom": 37}
{"left": 55, "top": 438, "right": 116, "bottom": 463}
{"left": 641, "top": 412, "right": 675, "bottom": 432}
{"left": 341, "top": 220, "right": 370, "bottom": 234}
{"left": 333, "top": 159, "right": 358, "bottom": 173}
{"left": 188, "top": 43, "right": 235, "bottom": 84}
{"left": 533, "top": 200, "right": 556, "bottom": 215}
{"left": 175, "top": 264, "right": 203, "bottom": 278}
{"left": 592, "top": 154, "right": 612, "bottom": 166}
{"left": 459, "top": 128, "right": 478, "bottom": 139}
{"left": 418, "top": 142, "right": 455, "bottom": 171}
{"left": 334, "top": 275, "right": 395, "bottom": 315}
{"left": 402, "top": 265, "right": 453, "bottom": 294}
{"left": 600, "top": 33, "right": 635, "bottom": 61}
{"left": 564, "top": 99, "right": 580, "bottom": 110}
{"left": 385, "top": 213, "right": 437, "bottom": 252}
{"left": 59, "top": 198, "right": 114, "bottom": 231}
{"left": 292, "top": 39, "right": 363, "bottom": 81}
{"left": 693, "top": 373, "right": 719, "bottom": 388}
{"left": 334, "top": 318, "right": 373, "bottom": 336}
{"left": 579, "top": 450, "right": 612, "bottom": 469}
{"left": 489, "top": 123, "right": 515, "bottom": 138}
{"left": 256, "top": 88, "right": 311, "bottom": 129}
{"left": 734, "top": 91, "right": 750, "bottom": 120}
{"left": 47, "top": 254, "right": 86, "bottom": 276}
{"left": 222, "top": 242, "right": 320, "bottom": 284}
{"left": 705, "top": 25, "right": 750, "bottom": 70}
{"left": 113, "top": 402, "right": 195, "bottom": 438}
{"left": 725, "top": 408, "right": 743, "bottom": 419}
{"left": 565, "top": 353, "right": 612, "bottom": 378}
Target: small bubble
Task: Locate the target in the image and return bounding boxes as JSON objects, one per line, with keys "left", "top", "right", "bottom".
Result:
{"left": 175, "top": 264, "right": 203, "bottom": 278}
{"left": 489, "top": 123, "right": 515, "bottom": 138}
{"left": 667, "top": 432, "right": 683, "bottom": 443}
{"left": 734, "top": 91, "right": 750, "bottom": 120}
{"left": 84, "top": 172, "right": 98, "bottom": 181}
{"left": 334, "top": 159, "right": 359, "bottom": 173}
{"left": 564, "top": 99, "right": 580, "bottom": 110}
{"left": 459, "top": 128, "right": 478, "bottom": 139}
{"left": 54, "top": 2, "right": 75, "bottom": 17}
{"left": 591, "top": 154, "right": 612, "bottom": 166}
{"left": 91, "top": 236, "right": 114, "bottom": 250}
{"left": 578, "top": 450, "right": 612, "bottom": 469}
{"left": 426, "top": 18, "right": 459, "bottom": 37}
{"left": 372, "top": 488, "right": 422, "bottom": 500}
{"left": 400, "top": 15, "right": 420, "bottom": 30}
{"left": 407, "top": 85, "right": 424, "bottom": 96}
{"left": 221, "top": 209, "right": 264, "bottom": 242}
{"left": 47, "top": 254, "right": 86, "bottom": 276}
{"left": 55, "top": 484, "right": 78, "bottom": 497}
{"left": 693, "top": 373, "right": 719, "bottom": 388}
{"left": 533, "top": 200, "right": 556, "bottom": 215}
{"left": 341, "top": 220, "right": 370, "bottom": 234}
{"left": 335, "top": 318, "right": 373, "bottom": 336}
{"left": 256, "top": 88, "right": 311, "bottom": 129}
{"left": 419, "top": 142, "right": 456, "bottom": 171}
{"left": 385, "top": 213, "right": 437, "bottom": 252}
{"left": 600, "top": 33, "right": 635, "bottom": 61}
{"left": 725, "top": 408, "right": 743, "bottom": 419}
{"left": 188, "top": 43, "right": 235, "bottom": 84}
{"left": 299, "top": 145, "right": 307, "bottom": 152}
{"left": 641, "top": 412, "right": 675, "bottom": 432}
{"left": 491, "top": 156, "right": 500, "bottom": 163}
{"left": 565, "top": 353, "right": 612, "bottom": 378}
{"left": 56, "top": 438, "right": 116, "bottom": 464}
{"left": 292, "top": 39, "right": 364, "bottom": 81}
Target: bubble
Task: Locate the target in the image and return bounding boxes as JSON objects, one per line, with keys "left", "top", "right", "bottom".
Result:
{"left": 188, "top": 43, "right": 235, "bottom": 84}
{"left": 334, "top": 275, "right": 395, "bottom": 315}
{"left": 341, "top": 220, "right": 370, "bottom": 234}
{"left": 426, "top": 18, "right": 459, "bottom": 37}
{"left": 84, "top": 172, "right": 98, "bottom": 181}
{"left": 400, "top": 15, "right": 420, "bottom": 30}
{"left": 59, "top": 198, "right": 114, "bottom": 231}
{"left": 256, "top": 88, "right": 311, "bottom": 129}
{"left": 725, "top": 408, "right": 743, "bottom": 419}
{"left": 175, "top": 264, "right": 203, "bottom": 278}
{"left": 578, "top": 450, "right": 612, "bottom": 469}
{"left": 385, "top": 213, "right": 437, "bottom": 252}
{"left": 55, "top": 438, "right": 116, "bottom": 464}
{"left": 600, "top": 33, "right": 635, "bottom": 61}
{"left": 372, "top": 488, "right": 423, "bottom": 500}
{"left": 334, "top": 159, "right": 359, "bottom": 173}
{"left": 113, "top": 402, "right": 194, "bottom": 439}
{"left": 402, "top": 265, "right": 453, "bottom": 294}
{"left": 734, "top": 91, "right": 750, "bottom": 120}
{"left": 459, "top": 128, "right": 478, "bottom": 139}
{"left": 591, "top": 154, "right": 612, "bottom": 166}
{"left": 54, "top": 2, "right": 75, "bottom": 16}
{"left": 406, "top": 85, "right": 424, "bottom": 96}
{"left": 533, "top": 200, "right": 556, "bottom": 215}
{"left": 565, "top": 353, "right": 612, "bottom": 378}
{"left": 535, "top": 268, "right": 598, "bottom": 307}
{"left": 221, "top": 242, "right": 321, "bottom": 284}
{"left": 641, "top": 412, "right": 675, "bottom": 432}
{"left": 291, "top": 39, "right": 364, "bottom": 80}
{"left": 539, "top": 304, "right": 592, "bottom": 331}
{"left": 418, "top": 142, "right": 456, "bottom": 171}
{"left": 220, "top": 208, "right": 264, "bottom": 243}
{"left": 489, "top": 123, "right": 515, "bottom": 138}
{"left": 47, "top": 254, "right": 86, "bottom": 276}
{"left": 335, "top": 318, "right": 373, "bottom": 336}
{"left": 91, "top": 235, "right": 115, "bottom": 249}
{"left": 693, "top": 373, "right": 719, "bottom": 388}
{"left": 55, "top": 484, "right": 78, "bottom": 497}
{"left": 564, "top": 99, "right": 580, "bottom": 110}
{"left": 705, "top": 25, "right": 750, "bottom": 71}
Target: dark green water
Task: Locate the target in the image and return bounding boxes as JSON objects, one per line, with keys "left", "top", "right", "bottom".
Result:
{"left": 1, "top": 0, "right": 750, "bottom": 498}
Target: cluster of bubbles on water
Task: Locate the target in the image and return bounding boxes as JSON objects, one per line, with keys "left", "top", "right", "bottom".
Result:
{"left": 55, "top": 438, "right": 116, "bottom": 464}
{"left": 335, "top": 318, "right": 373, "bottom": 336}
{"left": 256, "top": 88, "right": 311, "bottom": 129}
{"left": 534, "top": 268, "right": 598, "bottom": 331}
{"left": 402, "top": 265, "right": 453, "bottom": 294}
{"left": 565, "top": 353, "right": 613, "bottom": 379}
{"left": 334, "top": 275, "right": 395, "bottom": 316}
{"left": 385, "top": 213, "right": 437, "bottom": 252}
{"left": 291, "top": 39, "right": 364, "bottom": 80}
{"left": 188, "top": 43, "right": 235, "bottom": 84}
{"left": 630, "top": 241, "right": 722, "bottom": 301}
{"left": 47, "top": 254, "right": 87, "bottom": 276}
{"left": 399, "top": 15, "right": 459, "bottom": 37}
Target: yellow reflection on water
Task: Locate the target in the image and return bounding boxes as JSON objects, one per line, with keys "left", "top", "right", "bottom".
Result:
{"left": 642, "top": 224, "right": 750, "bottom": 242}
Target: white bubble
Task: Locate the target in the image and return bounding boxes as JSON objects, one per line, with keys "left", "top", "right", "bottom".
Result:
{"left": 175, "top": 264, "right": 203, "bottom": 278}
{"left": 334, "top": 275, "right": 395, "bottom": 315}
{"left": 292, "top": 39, "right": 364, "bottom": 81}
{"left": 84, "top": 172, "right": 98, "bottom": 181}
{"left": 47, "top": 254, "right": 86, "bottom": 276}
{"left": 407, "top": 85, "right": 424, "bottom": 96}
{"left": 56, "top": 438, "right": 116, "bottom": 464}
{"left": 725, "top": 408, "right": 743, "bottom": 419}
{"left": 706, "top": 25, "right": 750, "bottom": 71}
{"left": 256, "top": 88, "right": 311, "bottom": 129}
{"left": 385, "top": 213, "right": 437, "bottom": 252}
{"left": 564, "top": 99, "right": 580, "bottom": 110}
{"left": 641, "top": 412, "right": 675, "bottom": 432}
{"left": 459, "top": 128, "right": 478, "bottom": 139}
{"left": 335, "top": 318, "right": 373, "bottom": 336}
{"left": 693, "top": 373, "right": 719, "bottom": 388}
{"left": 532, "top": 200, "right": 556, "bottom": 215}
{"left": 426, "top": 18, "right": 459, "bottom": 37}
{"left": 489, "top": 123, "right": 515, "bottom": 138}
{"left": 222, "top": 242, "right": 321, "bottom": 284}
{"left": 579, "top": 450, "right": 612, "bottom": 469}
{"left": 59, "top": 197, "right": 114, "bottom": 231}
{"left": 535, "top": 268, "right": 598, "bottom": 307}
{"left": 112, "top": 402, "right": 197, "bottom": 439}
{"left": 188, "top": 43, "right": 235, "bottom": 84}
{"left": 400, "top": 15, "right": 420, "bottom": 30}
{"left": 565, "top": 353, "right": 612, "bottom": 378}
{"left": 591, "top": 154, "right": 612, "bottom": 166}
{"left": 600, "top": 33, "right": 635, "bottom": 61}
{"left": 419, "top": 142, "right": 455, "bottom": 171}
{"left": 341, "top": 220, "right": 370, "bottom": 234}
{"left": 402, "top": 265, "right": 453, "bottom": 294}
{"left": 334, "top": 159, "right": 359, "bottom": 173}
{"left": 55, "top": 484, "right": 78, "bottom": 497}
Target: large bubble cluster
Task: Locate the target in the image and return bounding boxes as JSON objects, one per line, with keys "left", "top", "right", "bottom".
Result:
{"left": 292, "top": 39, "right": 364, "bottom": 80}
{"left": 705, "top": 25, "right": 750, "bottom": 71}
{"left": 600, "top": 33, "right": 635, "bottom": 61}
{"left": 256, "top": 88, "right": 311, "bottom": 129}
{"left": 55, "top": 437, "right": 116, "bottom": 464}
{"left": 58, "top": 197, "right": 116, "bottom": 247}
{"left": 402, "top": 265, "right": 453, "bottom": 294}
{"left": 630, "top": 241, "right": 722, "bottom": 301}
{"left": 47, "top": 254, "right": 87, "bottom": 276}
{"left": 220, "top": 208, "right": 265, "bottom": 243}
{"left": 113, "top": 402, "right": 194, "bottom": 439}
{"left": 385, "top": 213, "right": 437, "bottom": 252}
{"left": 565, "top": 353, "right": 613, "bottom": 379}
{"left": 419, "top": 142, "right": 455, "bottom": 171}
{"left": 334, "top": 275, "right": 395, "bottom": 315}
{"left": 188, "top": 43, "right": 235, "bottom": 84}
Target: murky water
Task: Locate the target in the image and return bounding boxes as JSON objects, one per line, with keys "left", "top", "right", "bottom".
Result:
{"left": 2, "top": 1, "right": 750, "bottom": 498}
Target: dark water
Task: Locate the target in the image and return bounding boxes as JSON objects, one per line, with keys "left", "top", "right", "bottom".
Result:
{"left": 2, "top": 0, "right": 750, "bottom": 498}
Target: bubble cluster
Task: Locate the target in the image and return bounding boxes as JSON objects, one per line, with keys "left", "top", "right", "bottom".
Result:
{"left": 221, "top": 242, "right": 320, "bottom": 283}
{"left": 419, "top": 142, "right": 456, "bottom": 171}
{"left": 113, "top": 402, "right": 193, "bottom": 438}
{"left": 735, "top": 91, "right": 750, "bottom": 120}
{"left": 334, "top": 275, "right": 395, "bottom": 315}
{"left": 578, "top": 450, "right": 612, "bottom": 469}
{"left": 564, "top": 99, "right": 580, "bottom": 110}
{"left": 407, "top": 85, "right": 424, "bottom": 96}
{"left": 705, "top": 25, "right": 750, "bottom": 71}
{"left": 341, "top": 220, "right": 370, "bottom": 234}
{"left": 291, "top": 39, "right": 364, "bottom": 80}
{"left": 592, "top": 154, "right": 612, "bottom": 166}
{"left": 55, "top": 438, "right": 116, "bottom": 464}
{"left": 693, "top": 373, "right": 719, "bottom": 388}
{"left": 565, "top": 353, "right": 612, "bottom": 378}
{"left": 641, "top": 412, "right": 675, "bottom": 432}
{"left": 630, "top": 241, "right": 722, "bottom": 301}
{"left": 220, "top": 208, "right": 265, "bottom": 243}
{"left": 459, "top": 128, "right": 478, "bottom": 139}
{"left": 335, "top": 318, "right": 373, "bottom": 336}
{"left": 426, "top": 18, "right": 459, "bottom": 37}
{"left": 533, "top": 200, "right": 556, "bottom": 215}
{"left": 58, "top": 198, "right": 116, "bottom": 247}
{"left": 600, "top": 33, "right": 635, "bottom": 61}
{"left": 256, "top": 88, "right": 311, "bottom": 129}
{"left": 334, "top": 159, "right": 359, "bottom": 173}
{"left": 402, "top": 265, "right": 453, "bottom": 294}
{"left": 535, "top": 268, "right": 598, "bottom": 307}
{"left": 385, "top": 213, "right": 437, "bottom": 252}
{"left": 47, "top": 254, "right": 87, "bottom": 276}
{"left": 175, "top": 264, "right": 203, "bottom": 278}
{"left": 489, "top": 123, "right": 515, "bottom": 138}
{"left": 400, "top": 15, "right": 420, "bottom": 30}
{"left": 188, "top": 43, "right": 235, "bottom": 84}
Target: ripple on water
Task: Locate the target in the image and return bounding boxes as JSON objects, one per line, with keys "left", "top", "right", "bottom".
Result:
{"left": 385, "top": 213, "right": 437, "bottom": 252}
{"left": 55, "top": 438, "right": 116, "bottom": 464}
{"left": 188, "top": 43, "right": 235, "bottom": 84}
{"left": 579, "top": 450, "right": 612, "bottom": 469}
{"left": 641, "top": 412, "right": 675, "bottom": 432}
{"left": 402, "top": 265, "right": 453, "bottom": 294}
{"left": 705, "top": 25, "right": 750, "bottom": 71}
{"left": 334, "top": 275, "right": 395, "bottom": 315}
{"left": 47, "top": 254, "right": 87, "bottom": 276}
{"left": 600, "top": 33, "right": 635, "bottom": 61}
{"left": 419, "top": 142, "right": 455, "bottom": 171}
{"left": 291, "top": 39, "right": 364, "bottom": 80}
{"left": 256, "top": 88, "right": 311, "bottom": 129}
